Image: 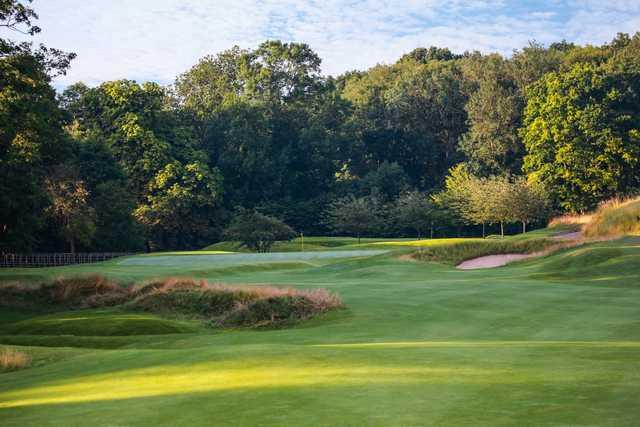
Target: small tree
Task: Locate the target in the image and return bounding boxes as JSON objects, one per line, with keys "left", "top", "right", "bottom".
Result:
{"left": 323, "top": 195, "right": 380, "bottom": 243}
{"left": 506, "top": 178, "right": 550, "bottom": 233}
{"left": 223, "top": 210, "right": 295, "bottom": 252}
{"left": 433, "top": 164, "right": 475, "bottom": 222}
{"left": 434, "top": 164, "right": 491, "bottom": 237}
{"left": 394, "top": 191, "right": 440, "bottom": 239}
{"left": 437, "top": 166, "right": 527, "bottom": 238}
{"left": 482, "top": 175, "right": 513, "bottom": 239}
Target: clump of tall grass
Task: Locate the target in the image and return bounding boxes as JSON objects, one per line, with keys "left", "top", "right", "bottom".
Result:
{"left": 0, "top": 275, "right": 127, "bottom": 309}
{"left": 412, "top": 238, "right": 556, "bottom": 265}
{"left": 130, "top": 278, "right": 343, "bottom": 327}
{"left": 0, "top": 276, "right": 343, "bottom": 328}
{"left": 549, "top": 213, "right": 592, "bottom": 228}
{"left": 583, "top": 197, "right": 640, "bottom": 238}
{"left": 0, "top": 349, "right": 30, "bottom": 372}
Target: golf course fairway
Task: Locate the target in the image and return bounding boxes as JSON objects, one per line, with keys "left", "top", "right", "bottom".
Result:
{"left": 1, "top": 237, "right": 639, "bottom": 426}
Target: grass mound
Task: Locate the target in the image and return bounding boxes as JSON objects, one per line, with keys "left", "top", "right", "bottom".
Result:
{"left": 1, "top": 311, "right": 200, "bottom": 336}
{"left": 411, "top": 238, "right": 556, "bottom": 265}
{"left": 528, "top": 238, "right": 640, "bottom": 284}
{"left": 0, "top": 348, "right": 30, "bottom": 372}
{"left": 583, "top": 197, "right": 640, "bottom": 238}
{"left": 0, "top": 276, "right": 343, "bottom": 329}
{"left": 130, "top": 278, "right": 343, "bottom": 327}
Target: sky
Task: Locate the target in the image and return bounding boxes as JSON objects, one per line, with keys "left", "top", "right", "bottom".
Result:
{"left": 3, "top": 0, "right": 640, "bottom": 89}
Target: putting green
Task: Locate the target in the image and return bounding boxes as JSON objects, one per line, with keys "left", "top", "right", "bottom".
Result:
{"left": 1, "top": 237, "right": 639, "bottom": 426}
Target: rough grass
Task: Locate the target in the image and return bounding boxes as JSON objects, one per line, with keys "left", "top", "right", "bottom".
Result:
{"left": 583, "top": 197, "right": 640, "bottom": 238}
{"left": 130, "top": 278, "right": 343, "bottom": 327}
{"left": 411, "top": 238, "right": 557, "bottom": 265}
{"left": 0, "top": 276, "right": 343, "bottom": 329}
{"left": 549, "top": 213, "right": 593, "bottom": 227}
{"left": 0, "top": 349, "right": 30, "bottom": 372}
{"left": 0, "top": 275, "right": 128, "bottom": 310}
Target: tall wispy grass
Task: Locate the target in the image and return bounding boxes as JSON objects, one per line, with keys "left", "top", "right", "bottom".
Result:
{"left": 131, "top": 278, "right": 343, "bottom": 326}
{"left": 583, "top": 197, "right": 640, "bottom": 238}
{"left": 0, "top": 349, "right": 30, "bottom": 371}
{"left": 0, "top": 275, "right": 128, "bottom": 309}
{"left": 0, "top": 276, "right": 343, "bottom": 328}
{"left": 548, "top": 213, "right": 592, "bottom": 227}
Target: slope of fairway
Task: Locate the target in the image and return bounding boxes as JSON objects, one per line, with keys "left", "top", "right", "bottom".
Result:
{"left": 1, "top": 239, "right": 640, "bottom": 426}
{"left": 119, "top": 249, "right": 389, "bottom": 266}
{"left": 204, "top": 236, "right": 417, "bottom": 252}
{"left": 0, "top": 311, "right": 202, "bottom": 337}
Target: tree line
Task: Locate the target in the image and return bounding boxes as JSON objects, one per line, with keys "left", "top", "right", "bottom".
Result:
{"left": 2, "top": 0, "right": 639, "bottom": 252}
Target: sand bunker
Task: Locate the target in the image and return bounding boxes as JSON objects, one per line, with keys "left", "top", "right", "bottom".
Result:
{"left": 457, "top": 254, "right": 533, "bottom": 270}
{"left": 458, "top": 231, "right": 584, "bottom": 270}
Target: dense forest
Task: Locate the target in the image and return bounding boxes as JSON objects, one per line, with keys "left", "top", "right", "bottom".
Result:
{"left": 2, "top": 0, "right": 640, "bottom": 253}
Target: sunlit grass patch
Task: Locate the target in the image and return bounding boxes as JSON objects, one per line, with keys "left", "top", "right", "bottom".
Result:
{"left": 371, "top": 238, "right": 484, "bottom": 247}
{"left": 0, "top": 362, "right": 509, "bottom": 408}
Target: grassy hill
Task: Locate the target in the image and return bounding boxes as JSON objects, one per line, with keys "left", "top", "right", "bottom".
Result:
{"left": 1, "top": 228, "right": 640, "bottom": 425}
{"left": 584, "top": 197, "right": 640, "bottom": 238}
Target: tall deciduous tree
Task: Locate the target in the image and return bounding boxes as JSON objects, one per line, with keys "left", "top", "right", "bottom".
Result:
{"left": 342, "top": 59, "right": 468, "bottom": 188}
{"left": 521, "top": 61, "right": 640, "bottom": 212}
{"left": 459, "top": 54, "right": 524, "bottom": 175}
{"left": 134, "top": 161, "right": 223, "bottom": 250}
{"left": 0, "top": 0, "right": 75, "bottom": 252}
{"left": 45, "top": 167, "right": 96, "bottom": 253}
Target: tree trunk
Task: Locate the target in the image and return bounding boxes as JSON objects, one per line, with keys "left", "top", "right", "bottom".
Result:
{"left": 482, "top": 222, "right": 486, "bottom": 239}
{"left": 70, "top": 238, "right": 76, "bottom": 255}
{"left": 522, "top": 221, "right": 526, "bottom": 234}
{"left": 430, "top": 225, "right": 434, "bottom": 240}
{"left": 500, "top": 222, "right": 504, "bottom": 239}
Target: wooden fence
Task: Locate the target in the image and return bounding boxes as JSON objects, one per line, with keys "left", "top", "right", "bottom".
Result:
{"left": 0, "top": 253, "right": 133, "bottom": 268}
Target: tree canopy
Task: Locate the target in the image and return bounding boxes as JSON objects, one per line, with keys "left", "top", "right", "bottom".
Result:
{"left": 1, "top": 0, "right": 637, "bottom": 251}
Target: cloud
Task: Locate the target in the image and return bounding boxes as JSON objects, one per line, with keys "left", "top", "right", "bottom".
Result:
{"left": 3, "top": 0, "right": 639, "bottom": 89}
